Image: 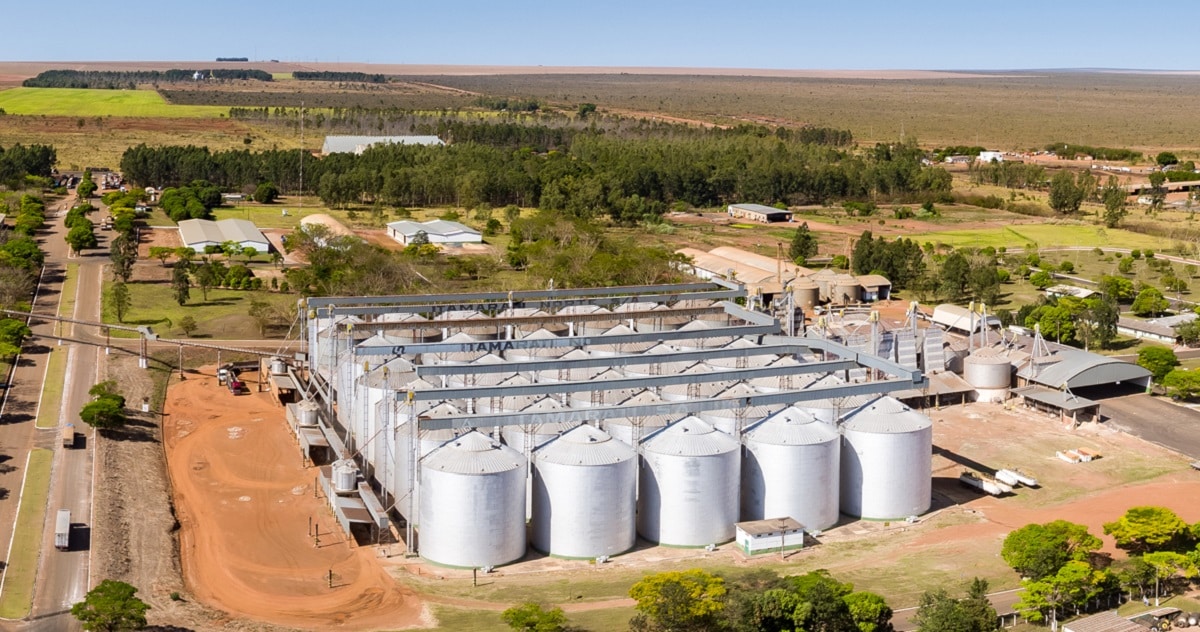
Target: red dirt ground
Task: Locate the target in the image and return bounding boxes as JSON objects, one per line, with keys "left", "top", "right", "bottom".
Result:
{"left": 163, "top": 369, "right": 429, "bottom": 630}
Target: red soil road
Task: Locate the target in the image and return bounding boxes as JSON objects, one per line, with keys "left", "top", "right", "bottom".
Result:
{"left": 164, "top": 369, "right": 428, "bottom": 630}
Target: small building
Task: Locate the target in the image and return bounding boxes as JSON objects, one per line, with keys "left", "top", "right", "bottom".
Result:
{"left": 978, "top": 151, "right": 1004, "bottom": 163}
{"left": 386, "top": 220, "right": 482, "bottom": 246}
{"left": 857, "top": 274, "right": 892, "bottom": 301}
{"left": 1015, "top": 347, "right": 1152, "bottom": 398}
{"left": 321, "top": 135, "right": 445, "bottom": 155}
{"left": 734, "top": 517, "right": 805, "bottom": 556}
{"left": 931, "top": 304, "right": 1001, "bottom": 333}
{"left": 1117, "top": 313, "right": 1197, "bottom": 344}
{"left": 944, "top": 155, "right": 972, "bottom": 164}
{"left": 178, "top": 218, "right": 270, "bottom": 253}
{"left": 1046, "top": 285, "right": 1096, "bottom": 299}
{"left": 727, "top": 203, "right": 793, "bottom": 223}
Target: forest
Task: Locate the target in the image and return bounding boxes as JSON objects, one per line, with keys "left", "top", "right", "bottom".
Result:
{"left": 22, "top": 69, "right": 274, "bottom": 89}
{"left": 291, "top": 71, "right": 387, "bottom": 83}
{"left": 120, "top": 126, "right": 949, "bottom": 224}
{"left": 0, "top": 144, "right": 57, "bottom": 189}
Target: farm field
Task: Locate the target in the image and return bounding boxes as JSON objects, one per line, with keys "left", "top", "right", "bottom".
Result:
{"left": 0, "top": 88, "right": 228, "bottom": 118}
{"left": 911, "top": 224, "right": 1166, "bottom": 250}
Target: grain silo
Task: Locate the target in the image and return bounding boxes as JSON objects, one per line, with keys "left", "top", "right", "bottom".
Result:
{"left": 603, "top": 390, "right": 672, "bottom": 446}
{"left": 638, "top": 416, "right": 740, "bottom": 546}
{"left": 839, "top": 397, "right": 932, "bottom": 520}
{"left": 506, "top": 328, "right": 568, "bottom": 363}
{"left": 793, "top": 278, "right": 820, "bottom": 311}
{"left": 963, "top": 347, "right": 1013, "bottom": 403}
{"left": 793, "top": 374, "right": 875, "bottom": 423}
{"left": 741, "top": 407, "right": 841, "bottom": 530}
{"left": 419, "top": 431, "right": 527, "bottom": 568}
{"left": 700, "top": 382, "right": 782, "bottom": 435}
{"left": 833, "top": 274, "right": 861, "bottom": 305}
{"left": 531, "top": 425, "right": 637, "bottom": 558}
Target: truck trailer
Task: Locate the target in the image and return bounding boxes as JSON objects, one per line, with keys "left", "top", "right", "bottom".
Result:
{"left": 54, "top": 509, "right": 70, "bottom": 550}
{"left": 62, "top": 423, "right": 75, "bottom": 448}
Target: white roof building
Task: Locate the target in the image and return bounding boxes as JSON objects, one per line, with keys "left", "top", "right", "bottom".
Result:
{"left": 386, "top": 220, "right": 482, "bottom": 246}
{"left": 321, "top": 135, "right": 445, "bottom": 155}
{"left": 178, "top": 218, "right": 270, "bottom": 253}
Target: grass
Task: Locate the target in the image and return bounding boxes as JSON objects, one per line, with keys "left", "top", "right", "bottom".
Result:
{"left": 910, "top": 224, "right": 1165, "bottom": 250}
{"left": 58, "top": 263, "right": 79, "bottom": 326}
{"left": 0, "top": 449, "right": 52, "bottom": 619}
{"left": 34, "top": 347, "right": 68, "bottom": 429}
{"left": 424, "top": 605, "right": 636, "bottom": 631}
{"left": 0, "top": 88, "right": 228, "bottom": 118}
{"left": 101, "top": 281, "right": 294, "bottom": 340}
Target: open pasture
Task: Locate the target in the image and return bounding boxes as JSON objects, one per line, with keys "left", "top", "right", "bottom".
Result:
{"left": 0, "top": 87, "right": 227, "bottom": 118}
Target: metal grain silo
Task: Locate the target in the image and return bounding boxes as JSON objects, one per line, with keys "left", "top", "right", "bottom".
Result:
{"left": 419, "top": 431, "right": 527, "bottom": 568}
{"left": 741, "top": 407, "right": 840, "bottom": 530}
{"left": 507, "top": 328, "right": 567, "bottom": 363}
{"left": 501, "top": 398, "right": 578, "bottom": 451}
{"left": 592, "top": 324, "right": 655, "bottom": 356}
{"left": 833, "top": 274, "right": 861, "bottom": 305}
{"left": 839, "top": 397, "right": 932, "bottom": 520}
{"left": 963, "top": 348, "right": 1012, "bottom": 403}
{"left": 793, "top": 374, "right": 875, "bottom": 423}
{"left": 700, "top": 383, "right": 782, "bottom": 435}
{"left": 793, "top": 278, "right": 820, "bottom": 311}
{"left": 536, "top": 348, "right": 601, "bottom": 383}
{"left": 423, "top": 332, "right": 487, "bottom": 366}
{"left": 568, "top": 369, "right": 637, "bottom": 408}
{"left": 531, "top": 425, "right": 636, "bottom": 558}
{"left": 604, "top": 390, "right": 671, "bottom": 446}
{"left": 638, "top": 416, "right": 740, "bottom": 546}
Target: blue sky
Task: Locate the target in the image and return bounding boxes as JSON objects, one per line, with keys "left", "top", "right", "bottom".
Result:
{"left": 0, "top": 1, "right": 1180, "bottom": 70}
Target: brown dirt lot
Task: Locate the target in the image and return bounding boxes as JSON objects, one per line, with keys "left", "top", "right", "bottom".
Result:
{"left": 163, "top": 367, "right": 429, "bottom": 630}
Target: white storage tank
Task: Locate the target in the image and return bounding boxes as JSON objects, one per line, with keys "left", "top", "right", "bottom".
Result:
{"left": 419, "top": 431, "right": 527, "bottom": 568}
{"left": 535, "top": 349, "right": 599, "bottom": 383}
{"left": 839, "top": 397, "right": 932, "bottom": 520}
{"left": 531, "top": 425, "right": 637, "bottom": 558}
{"left": 506, "top": 328, "right": 567, "bottom": 363}
{"left": 269, "top": 358, "right": 288, "bottom": 375}
{"left": 604, "top": 390, "right": 671, "bottom": 446}
{"left": 501, "top": 398, "right": 579, "bottom": 451}
{"left": 963, "top": 348, "right": 1012, "bottom": 403}
{"left": 638, "top": 416, "right": 740, "bottom": 546}
{"left": 793, "top": 374, "right": 875, "bottom": 423}
{"left": 741, "top": 407, "right": 841, "bottom": 530}
{"left": 331, "top": 459, "right": 358, "bottom": 494}
{"left": 296, "top": 400, "right": 320, "bottom": 427}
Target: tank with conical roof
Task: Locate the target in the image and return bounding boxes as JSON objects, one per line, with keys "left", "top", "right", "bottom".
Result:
{"left": 419, "top": 431, "right": 527, "bottom": 567}
{"left": 700, "top": 383, "right": 782, "bottom": 435}
{"left": 531, "top": 425, "right": 637, "bottom": 558}
{"left": 638, "top": 417, "right": 740, "bottom": 546}
{"left": 377, "top": 312, "right": 443, "bottom": 344}
{"left": 506, "top": 328, "right": 568, "bottom": 363}
{"left": 741, "top": 407, "right": 841, "bottom": 530}
{"left": 604, "top": 390, "right": 671, "bottom": 446}
{"left": 792, "top": 374, "right": 875, "bottom": 423}
{"left": 793, "top": 277, "right": 820, "bottom": 311}
{"left": 963, "top": 348, "right": 1012, "bottom": 403}
{"left": 839, "top": 397, "right": 932, "bottom": 520}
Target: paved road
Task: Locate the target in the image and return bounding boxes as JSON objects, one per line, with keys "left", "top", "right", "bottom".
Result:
{"left": 1100, "top": 393, "right": 1200, "bottom": 459}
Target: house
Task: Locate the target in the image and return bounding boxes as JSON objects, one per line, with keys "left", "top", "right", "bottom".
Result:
{"left": 735, "top": 517, "right": 805, "bottom": 556}
{"left": 857, "top": 274, "right": 892, "bottom": 301}
{"left": 178, "top": 218, "right": 270, "bottom": 253}
{"left": 386, "top": 220, "right": 481, "bottom": 246}
{"left": 726, "top": 203, "right": 793, "bottom": 223}
{"left": 321, "top": 135, "right": 445, "bottom": 155}
{"left": 1117, "top": 312, "right": 1198, "bottom": 344}
{"left": 1046, "top": 285, "right": 1096, "bottom": 299}
{"left": 978, "top": 151, "right": 1004, "bottom": 163}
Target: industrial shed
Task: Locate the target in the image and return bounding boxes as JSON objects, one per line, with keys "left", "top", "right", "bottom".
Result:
{"left": 734, "top": 517, "right": 805, "bottom": 556}
{"left": 386, "top": 220, "right": 481, "bottom": 246}
{"left": 321, "top": 135, "right": 445, "bottom": 155}
{"left": 727, "top": 203, "right": 793, "bottom": 223}
{"left": 1016, "top": 348, "right": 1152, "bottom": 394}
{"left": 178, "top": 218, "right": 270, "bottom": 253}
{"left": 930, "top": 304, "right": 1001, "bottom": 333}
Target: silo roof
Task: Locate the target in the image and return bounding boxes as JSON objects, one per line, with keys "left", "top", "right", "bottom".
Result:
{"left": 841, "top": 396, "right": 932, "bottom": 434}
{"left": 794, "top": 374, "right": 876, "bottom": 410}
{"left": 535, "top": 425, "right": 635, "bottom": 466}
{"left": 424, "top": 430, "right": 525, "bottom": 474}
{"left": 745, "top": 407, "right": 838, "bottom": 445}
{"left": 643, "top": 416, "right": 738, "bottom": 456}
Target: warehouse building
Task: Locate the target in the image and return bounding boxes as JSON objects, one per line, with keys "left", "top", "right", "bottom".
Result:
{"left": 386, "top": 220, "right": 482, "bottom": 246}
{"left": 298, "top": 282, "right": 930, "bottom": 568}
{"left": 321, "top": 135, "right": 445, "bottom": 155}
{"left": 178, "top": 218, "right": 270, "bottom": 253}
{"left": 727, "top": 203, "right": 794, "bottom": 223}
{"left": 677, "top": 246, "right": 890, "bottom": 307}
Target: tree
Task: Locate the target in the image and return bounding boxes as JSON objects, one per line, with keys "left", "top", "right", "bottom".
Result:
{"left": 1098, "top": 275, "right": 1135, "bottom": 302}
{"left": 1131, "top": 287, "right": 1169, "bottom": 317}
{"left": 629, "top": 569, "right": 726, "bottom": 632}
{"left": 253, "top": 181, "right": 279, "bottom": 204}
{"left": 171, "top": 260, "right": 191, "bottom": 306}
{"left": 1103, "top": 506, "right": 1189, "bottom": 554}
{"left": 107, "top": 282, "right": 131, "bottom": 323}
{"left": 913, "top": 581, "right": 997, "bottom": 632}
{"left": 1016, "top": 561, "right": 1107, "bottom": 626}
{"left": 109, "top": 233, "right": 137, "bottom": 283}
{"left": 71, "top": 579, "right": 150, "bottom": 631}
{"left": 193, "top": 263, "right": 218, "bottom": 301}
{"left": 148, "top": 246, "right": 174, "bottom": 267}
{"left": 1148, "top": 171, "right": 1168, "bottom": 212}
{"left": 1048, "top": 171, "right": 1085, "bottom": 214}
{"left": 241, "top": 246, "right": 258, "bottom": 263}
{"left": 76, "top": 172, "right": 97, "bottom": 199}
{"left": 843, "top": 591, "right": 893, "bottom": 632}
{"left": 178, "top": 315, "right": 198, "bottom": 337}
{"left": 1087, "top": 297, "right": 1120, "bottom": 350}
{"left": 80, "top": 393, "right": 126, "bottom": 430}
{"left": 1001, "top": 521, "right": 1102, "bottom": 581}
{"left": 1101, "top": 176, "right": 1127, "bottom": 228}
{"left": 500, "top": 602, "right": 567, "bottom": 632}
{"left": 1138, "top": 346, "right": 1179, "bottom": 383}
{"left": 1142, "top": 551, "right": 1198, "bottom": 600}
{"left": 1028, "top": 270, "right": 1053, "bottom": 289}
{"left": 790, "top": 223, "right": 818, "bottom": 262}
{"left": 66, "top": 222, "right": 98, "bottom": 254}
{"left": 0, "top": 318, "right": 30, "bottom": 358}
{"left": 1156, "top": 152, "right": 1179, "bottom": 167}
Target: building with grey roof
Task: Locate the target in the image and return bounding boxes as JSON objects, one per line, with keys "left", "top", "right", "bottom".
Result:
{"left": 321, "top": 135, "right": 445, "bottom": 155}
{"left": 1117, "top": 312, "right": 1197, "bottom": 344}
{"left": 1016, "top": 348, "right": 1151, "bottom": 392}
{"left": 386, "top": 220, "right": 481, "bottom": 246}
{"left": 727, "top": 203, "right": 793, "bottom": 223}
{"left": 178, "top": 218, "right": 270, "bottom": 253}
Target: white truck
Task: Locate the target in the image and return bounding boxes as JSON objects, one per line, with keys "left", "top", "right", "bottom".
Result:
{"left": 54, "top": 509, "right": 70, "bottom": 551}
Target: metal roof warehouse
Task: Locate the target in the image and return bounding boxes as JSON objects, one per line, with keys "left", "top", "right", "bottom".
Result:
{"left": 321, "top": 135, "right": 445, "bottom": 155}
{"left": 177, "top": 219, "right": 270, "bottom": 253}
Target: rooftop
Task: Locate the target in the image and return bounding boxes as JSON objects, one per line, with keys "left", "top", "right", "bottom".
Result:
{"left": 321, "top": 135, "right": 445, "bottom": 154}
{"left": 736, "top": 517, "right": 804, "bottom": 536}
{"left": 386, "top": 219, "right": 480, "bottom": 238}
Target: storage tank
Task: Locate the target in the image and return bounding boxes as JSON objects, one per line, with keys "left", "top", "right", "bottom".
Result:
{"left": 963, "top": 348, "right": 1013, "bottom": 403}
{"left": 793, "top": 278, "right": 820, "bottom": 311}
{"left": 793, "top": 374, "right": 875, "bottom": 423}
{"left": 535, "top": 348, "right": 601, "bottom": 383}
{"left": 419, "top": 431, "right": 527, "bottom": 568}
{"left": 331, "top": 459, "right": 358, "bottom": 494}
{"left": 700, "top": 383, "right": 782, "bottom": 435}
{"left": 296, "top": 400, "right": 320, "bottom": 427}
{"left": 604, "top": 390, "right": 671, "bottom": 446}
{"left": 578, "top": 308, "right": 621, "bottom": 336}
{"left": 422, "top": 332, "right": 487, "bottom": 366}
{"left": 741, "top": 407, "right": 841, "bottom": 530}
{"left": 269, "top": 358, "right": 288, "bottom": 375}
{"left": 506, "top": 328, "right": 567, "bottom": 363}
{"left": 531, "top": 425, "right": 636, "bottom": 558}
{"left": 377, "top": 313, "right": 443, "bottom": 344}
{"left": 833, "top": 276, "right": 861, "bottom": 305}
{"left": 638, "top": 416, "right": 740, "bottom": 546}
{"left": 501, "top": 398, "right": 579, "bottom": 451}
{"left": 568, "top": 369, "right": 637, "bottom": 408}
{"left": 591, "top": 324, "right": 655, "bottom": 356}
{"left": 839, "top": 397, "right": 932, "bottom": 520}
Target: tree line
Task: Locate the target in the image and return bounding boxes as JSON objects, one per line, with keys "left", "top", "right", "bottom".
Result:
{"left": 292, "top": 71, "right": 387, "bottom": 83}
{"left": 22, "top": 69, "right": 273, "bottom": 88}
{"left": 0, "top": 144, "right": 57, "bottom": 190}
{"left": 1046, "top": 143, "right": 1141, "bottom": 162}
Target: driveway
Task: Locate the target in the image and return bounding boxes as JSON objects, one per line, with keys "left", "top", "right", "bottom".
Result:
{"left": 1101, "top": 393, "right": 1200, "bottom": 459}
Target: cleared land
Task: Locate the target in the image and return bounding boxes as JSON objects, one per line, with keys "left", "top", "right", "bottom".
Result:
{"left": 0, "top": 88, "right": 227, "bottom": 118}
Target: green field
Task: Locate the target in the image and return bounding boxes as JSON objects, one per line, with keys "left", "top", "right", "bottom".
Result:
{"left": 34, "top": 347, "right": 68, "bottom": 430}
{"left": 101, "top": 281, "right": 293, "bottom": 340}
{"left": 911, "top": 224, "right": 1165, "bottom": 250}
{"left": 0, "top": 449, "right": 52, "bottom": 619}
{"left": 0, "top": 88, "right": 227, "bottom": 118}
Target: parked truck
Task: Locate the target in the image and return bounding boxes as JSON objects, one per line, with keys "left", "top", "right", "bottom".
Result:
{"left": 54, "top": 509, "right": 70, "bottom": 550}
{"left": 62, "top": 423, "right": 75, "bottom": 448}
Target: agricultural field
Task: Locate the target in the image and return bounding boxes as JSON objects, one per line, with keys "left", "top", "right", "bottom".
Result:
{"left": 0, "top": 87, "right": 228, "bottom": 117}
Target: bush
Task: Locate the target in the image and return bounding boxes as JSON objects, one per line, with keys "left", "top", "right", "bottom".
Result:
{"left": 253, "top": 181, "right": 279, "bottom": 204}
